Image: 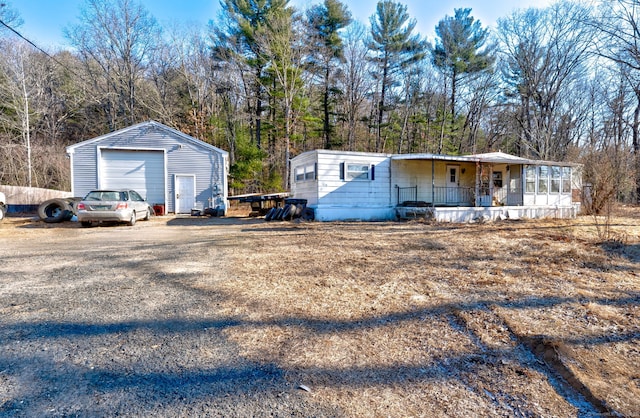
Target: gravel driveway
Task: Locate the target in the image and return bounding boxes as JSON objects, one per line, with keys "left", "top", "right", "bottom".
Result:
{"left": 0, "top": 216, "right": 338, "bottom": 417}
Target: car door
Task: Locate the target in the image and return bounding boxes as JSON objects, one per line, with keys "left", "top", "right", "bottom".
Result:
{"left": 129, "top": 190, "right": 147, "bottom": 214}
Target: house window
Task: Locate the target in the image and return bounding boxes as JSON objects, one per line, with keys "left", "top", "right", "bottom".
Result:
{"left": 295, "top": 164, "right": 316, "bottom": 182}
{"left": 550, "top": 166, "right": 561, "bottom": 193}
{"left": 346, "top": 163, "right": 370, "bottom": 180}
{"left": 562, "top": 167, "right": 572, "bottom": 193}
{"left": 492, "top": 171, "right": 503, "bottom": 188}
{"left": 305, "top": 164, "right": 316, "bottom": 180}
{"left": 525, "top": 166, "right": 536, "bottom": 193}
{"left": 537, "top": 166, "right": 549, "bottom": 193}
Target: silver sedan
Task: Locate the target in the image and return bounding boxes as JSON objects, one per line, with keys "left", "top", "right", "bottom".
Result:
{"left": 76, "top": 190, "right": 153, "bottom": 227}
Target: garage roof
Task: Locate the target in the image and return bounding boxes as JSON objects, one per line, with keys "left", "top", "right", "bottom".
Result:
{"left": 66, "top": 120, "right": 228, "bottom": 156}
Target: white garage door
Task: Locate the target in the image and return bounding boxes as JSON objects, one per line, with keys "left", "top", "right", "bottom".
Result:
{"left": 100, "top": 149, "right": 165, "bottom": 205}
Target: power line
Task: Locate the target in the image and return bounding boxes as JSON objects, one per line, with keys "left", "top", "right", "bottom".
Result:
{"left": 0, "top": 17, "right": 83, "bottom": 79}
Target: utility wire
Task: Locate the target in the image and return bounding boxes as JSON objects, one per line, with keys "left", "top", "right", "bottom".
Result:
{"left": 0, "top": 17, "right": 83, "bottom": 79}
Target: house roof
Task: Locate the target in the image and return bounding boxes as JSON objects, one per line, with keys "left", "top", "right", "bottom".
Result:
{"left": 66, "top": 120, "right": 228, "bottom": 156}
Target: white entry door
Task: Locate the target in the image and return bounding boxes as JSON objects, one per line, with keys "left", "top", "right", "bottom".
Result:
{"left": 175, "top": 175, "right": 196, "bottom": 213}
{"left": 446, "top": 165, "right": 460, "bottom": 204}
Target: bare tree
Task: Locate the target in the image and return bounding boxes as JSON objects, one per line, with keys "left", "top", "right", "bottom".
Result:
{"left": 593, "top": 0, "right": 640, "bottom": 202}
{"left": 0, "top": 41, "right": 39, "bottom": 186}
{"left": 338, "top": 21, "right": 373, "bottom": 151}
{"left": 65, "top": 0, "right": 161, "bottom": 131}
{"left": 497, "top": 1, "right": 594, "bottom": 160}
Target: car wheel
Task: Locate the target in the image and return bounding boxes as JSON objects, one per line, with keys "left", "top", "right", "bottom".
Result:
{"left": 128, "top": 211, "right": 137, "bottom": 226}
{"left": 143, "top": 208, "right": 150, "bottom": 221}
{"left": 81, "top": 221, "right": 92, "bottom": 227}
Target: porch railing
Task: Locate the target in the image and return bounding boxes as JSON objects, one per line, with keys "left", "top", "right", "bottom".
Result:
{"left": 492, "top": 186, "right": 524, "bottom": 206}
{"left": 433, "top": 186, "right": 474, "bottom": 206}
{"left": 397, "top": 185, "right": 524, "bottom": 207}
{"left": 397, "top": 186, "right": 418, "bottom": 205}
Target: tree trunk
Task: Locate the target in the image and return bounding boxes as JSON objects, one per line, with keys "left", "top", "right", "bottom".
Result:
{"left": 323, "top": 65, "right": 331, "bottom": 149}
{"left": 634, "top": 97, "right": 640, "bottom": 203}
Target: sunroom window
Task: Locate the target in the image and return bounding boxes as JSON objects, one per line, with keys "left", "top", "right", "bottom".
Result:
{"left": 562, "top": 167, "right": 571, "bottom": 193}
{"left": 551, "top": 166, "right": 561, "bottom": 193}
{"left": 537, "top": 166, "right": 549, "bottom": 193}
{"left": 525, "top": 166, "right": 536, "bottom": 193}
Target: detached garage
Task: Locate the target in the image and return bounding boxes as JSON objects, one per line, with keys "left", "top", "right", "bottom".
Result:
{"left": 66, "top": 121, "right": 229, "bottom": 214}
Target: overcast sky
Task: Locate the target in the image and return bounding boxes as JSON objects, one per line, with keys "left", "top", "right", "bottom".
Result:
{"left": 12, "top": 0, "right": 555, "bottom": 50}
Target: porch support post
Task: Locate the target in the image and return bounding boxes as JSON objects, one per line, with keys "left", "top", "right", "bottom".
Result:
{"left": 431, "top": 158, "right": 435, "bottom": 205}
{"left": 488, "top": 163, "right": 494, "bottom": 207}
{"left": 475, "top": 161, "right": 480, "bottom": 207}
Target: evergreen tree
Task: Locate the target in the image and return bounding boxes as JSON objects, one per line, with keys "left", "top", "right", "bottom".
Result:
{"left": 432, "top": 8, "right": 494, "bottom": 151}
{"left": 306, "top": 0, "right": 352, "bottom": 149}
{"left": 212, "top": 0, "right": 290, "bottom": 150}
{"left": 368, "top": 0, "right": 426, "bottom": 152}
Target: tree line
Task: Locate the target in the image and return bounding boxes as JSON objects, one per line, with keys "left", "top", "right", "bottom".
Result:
{"left": 0, "top": 0, "right": 638, "bottom": 208}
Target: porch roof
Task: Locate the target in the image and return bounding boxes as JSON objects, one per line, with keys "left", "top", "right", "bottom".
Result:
{"left": 391, "top": 151, "right": 579, "bottom": 166}
{"left": 471, "top": 152, "right": 534, "bottom": 164}
{"left": 391, "top": 153, "right": 477, "bottom": 162}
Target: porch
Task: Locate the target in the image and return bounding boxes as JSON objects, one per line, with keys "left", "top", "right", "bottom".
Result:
{"left": 395, "top": 184, "right": 524, "bottom": 207}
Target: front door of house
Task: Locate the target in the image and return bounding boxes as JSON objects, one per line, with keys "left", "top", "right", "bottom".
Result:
{"left": 446, "top": 165, "right": 460, "bottom": 204}
{"left": 175, "top": 174, "right": 195, "bottom": 213}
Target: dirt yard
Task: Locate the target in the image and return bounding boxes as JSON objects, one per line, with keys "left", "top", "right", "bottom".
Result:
{"left": 0, "top": 209, "right": 638, "bottom": 417}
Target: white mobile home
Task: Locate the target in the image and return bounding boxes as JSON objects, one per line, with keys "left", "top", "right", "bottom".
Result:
{"left": 290, "top": 150, "right": 581, "bottom": 222}
{"left": 66, "top": 121, "right": 228, "bottom": 214}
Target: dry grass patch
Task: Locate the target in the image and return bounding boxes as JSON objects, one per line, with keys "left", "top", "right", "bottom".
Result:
{"left": 208, "top": 213, "right": 639, "bottom": 416}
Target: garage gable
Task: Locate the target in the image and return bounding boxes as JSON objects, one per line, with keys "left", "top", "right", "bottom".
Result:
{"left": 99, "top": 149, "right": 165, "bottom": 205}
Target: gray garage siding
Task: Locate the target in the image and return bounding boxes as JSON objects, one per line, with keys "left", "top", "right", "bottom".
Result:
{"left": 67, "top": 121, "right": 228, "bottom": 214}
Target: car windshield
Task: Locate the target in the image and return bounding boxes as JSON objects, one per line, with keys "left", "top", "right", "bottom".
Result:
{"left": 84, "top": 191, "right": 125, "bottom": 201}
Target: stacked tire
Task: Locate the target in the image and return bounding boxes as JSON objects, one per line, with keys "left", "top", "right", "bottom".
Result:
{"left": 264, "top": 199, "right": 313, "bottom": 222}
{"left": 38, "top": 198, "right": 76, "bottom": 223}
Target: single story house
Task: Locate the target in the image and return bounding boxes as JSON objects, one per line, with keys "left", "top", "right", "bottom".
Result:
{"left": 66, "top": 120, "right": 228, "bottom": 214}
{"left": 290, "top": 149, "right": 582, "bottom": 222}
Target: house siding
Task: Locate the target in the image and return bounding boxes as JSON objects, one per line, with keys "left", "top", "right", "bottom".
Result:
{"left": 67, "top": 121, "right": 228, "bottom": 214}
{"left": 290, "top": 151, "right": 319, "bottom": 205}
{"left": 291, "top": 150, "right": 393, "bottom": 221}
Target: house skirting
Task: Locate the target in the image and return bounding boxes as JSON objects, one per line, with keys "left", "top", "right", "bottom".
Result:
{"left": 312, "top": 205, "right": 396, "bottom": 222}
{"left": 396, "top": 204, "right": 581, "bottom": 223}
{"left": 311, "top": 203, "right": 580, "bottom": 223}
